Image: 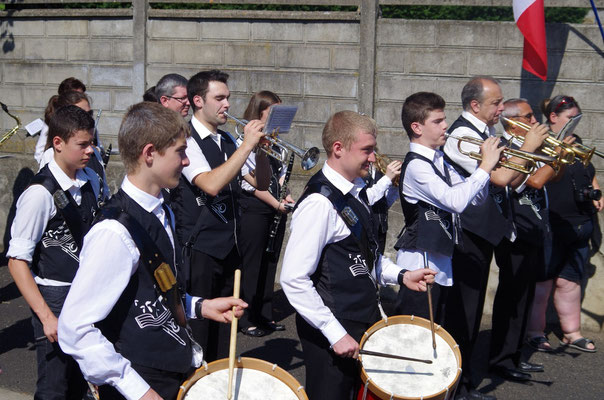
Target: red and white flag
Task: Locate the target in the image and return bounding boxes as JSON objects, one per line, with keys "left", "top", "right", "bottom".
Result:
{"left": 514, "top": 0, "right": 548, "bottom": 80}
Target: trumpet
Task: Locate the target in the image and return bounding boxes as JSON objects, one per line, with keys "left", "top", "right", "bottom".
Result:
{"left": 445, "top": 133, "right": 558, "bottom": 174}
{"left": 0, "top": 101, "right": 21, "bottom": 149}
{"left": 501, "top": 117, "right": 603, "bottom": 166}
{"left": 374, "top": 152, "right": 400, "bottom": 186}
{"left": 224, "top": 111, "right": 320, "bottom": 171}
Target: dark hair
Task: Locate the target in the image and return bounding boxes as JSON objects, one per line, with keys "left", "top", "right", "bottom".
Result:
{"left": 118, "top": 102, "right": 190, "bottom": 173}
{"left": 143, "top": 86, "right": 159, "bottom": 103}
{"left": 44, "top": 91, "right": 90, "bottom": 126}
{"left": 461, "top": 76, "right": 500, "bottom": 110}
{"left": 540, "top": 95, "right": 582, "bottom": 123}
{"left": 58, "top": 77, "right": 86, "bottom": 95}
{"left": 243, "top": 91, "right": 281, "bottom": 121}
{"left": 155, "top": 74, "right": 188, "bottom": 98}
{"left": 401, "top": 92, "right": 446, "bottom": 139}
{"left": 187, "top": 69, "right": 229, "bottom": 112}
{"left": 47, "top": 105, "right": 95, "bottom": 149}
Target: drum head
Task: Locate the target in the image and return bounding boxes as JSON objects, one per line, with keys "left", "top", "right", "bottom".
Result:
{"left": 359, "top": 315, "right": 462, "bottom": 400}
{"left": 178, "top": 357, "right": 308, "bottom": 400}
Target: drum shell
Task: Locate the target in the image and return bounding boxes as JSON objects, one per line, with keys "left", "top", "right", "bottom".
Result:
{"left": 358, "top": 315, "right": 462, "bottom": 400}
{"left": 177, "top": 356, "right": 308, "bottom": 400}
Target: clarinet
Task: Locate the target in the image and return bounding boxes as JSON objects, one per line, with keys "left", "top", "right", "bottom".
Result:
{"left": 266, "top": 152, "right": 295, "bottom": 253}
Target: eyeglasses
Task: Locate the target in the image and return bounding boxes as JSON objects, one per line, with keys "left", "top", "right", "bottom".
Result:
{"left": 513, "top": 112, "right": 534, "bottom": 121}
{"left": 166, "top": 95, "right": 188, "bottom": 104}
{"left": 553, "top": 96, "right": 576, "bottom": 114}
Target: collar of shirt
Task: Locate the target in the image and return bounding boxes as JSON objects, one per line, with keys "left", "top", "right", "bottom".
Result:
{"left": 461, "top": 110, "right": 495, "bottom": 136}
{"left": 191, "top": 114, "right": 221, "bottom": 145}
{"left": 48, "top": 158, "right": 90, "bottom": 192}
{"left": 121, "top": 176, "right": 165, "bottom": 215}
{"left": 322, "top": 161, "right": 366, "bottom": 199}
{"left": 409, "top": 142, "right": 444, "bottom": 173}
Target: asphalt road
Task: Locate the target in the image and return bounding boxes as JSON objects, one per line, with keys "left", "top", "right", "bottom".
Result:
{"left": 1, "top": 264, "right": 603, "bottom": 399}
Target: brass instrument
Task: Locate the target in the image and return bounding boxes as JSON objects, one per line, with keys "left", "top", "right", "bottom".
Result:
{"left": 374, "top": 152, "right": 400, "bottom": 186}
{"left": 501, "top": 117, "right": 602, "bottom": 167}
{"left": 0, "top": 101, "right": 21, "bottom": 149}
{"left": 224, "top": 111, "right": 320, "bottom": 171}
{"left": 445, "top": 133, "right": 558, "bottom": 175}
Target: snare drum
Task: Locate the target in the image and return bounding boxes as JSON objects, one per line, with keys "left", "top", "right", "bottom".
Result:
{"left": 357, "top": 315, "right": 461, "bottom": 400}
{"left": 177, "top": 357, "right": 308, "bottom": 400}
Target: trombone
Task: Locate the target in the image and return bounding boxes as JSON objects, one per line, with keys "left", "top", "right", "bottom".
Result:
{"left": 0, "top": 101, "right": 21, "bottom": 149}
{"left": 445, "top": 133, "right": 558, "bottom": 174}
{"left": 224, "top": 111, "right": 320, "bottom": 171}
{"left": 501, "top": 117, "right": 602, "bottom": 167}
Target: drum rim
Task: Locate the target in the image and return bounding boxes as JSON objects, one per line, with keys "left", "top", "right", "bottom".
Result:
{"left": 358, "top": 315, "right": 462, "bottom": 400}
{"left": 177, "top": 356, "right": 308, "bottom": 400}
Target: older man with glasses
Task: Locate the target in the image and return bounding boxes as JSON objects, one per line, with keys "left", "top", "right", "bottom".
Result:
{"left": 156, "top": 73, "right": 190, "bottom": 117}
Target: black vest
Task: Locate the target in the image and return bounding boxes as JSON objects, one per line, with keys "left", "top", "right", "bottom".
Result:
{"left": 31, "top": 166, "right": 99, "bottom": 283}
{"left": 395, "top": 152, "right": 455, "bottom": 258}
{"left": 502, "top": 138, "right": 550, "bottom": 245}
{"left": 240, "top": 148, "right": 284, "bottom": 215}
{"left": 297, "top": 170, "right": 381, "bottom": 324}
{"left": 171, "top": 124, "right": 241, "bottom": 259}
{"left": 96, "top": 190, "right": 192, "bottom": 373}
{"left": 444, "top": 115, "right": 514, "bottom": 246}
{"left": 363, "top": 168, "right": 389, "bottom": 254}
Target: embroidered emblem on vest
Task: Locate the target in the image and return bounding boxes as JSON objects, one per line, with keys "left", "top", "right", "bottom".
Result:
{"left": 341, "top": 206, "right": 359, "bottom": 226}
{"left": 519, "top": 192, "right": 543, "bottom": 220}
{"left": 134, "top": 298, "right": 186, "bottom": 346}
{"left": 348, "top": 254, "right": 377, "bottom": 286}
{"left": 424, "top": 209, "right": 452, "bottom": 240}
{"left": 41, "top": 222, "right": 79, "bottom": 262}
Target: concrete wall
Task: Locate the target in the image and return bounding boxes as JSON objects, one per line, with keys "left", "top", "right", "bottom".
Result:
{"left": 1, "top": 9, "right": 603, "bottom": 331}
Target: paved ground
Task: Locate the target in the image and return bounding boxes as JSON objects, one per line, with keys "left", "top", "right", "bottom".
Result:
{"left": 1, "top": 264, "right": 603, "bottom": 399}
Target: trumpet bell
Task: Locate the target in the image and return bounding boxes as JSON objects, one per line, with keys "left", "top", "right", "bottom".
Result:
{"left": 300, "top": 146, "right": 320, "bottom": 171}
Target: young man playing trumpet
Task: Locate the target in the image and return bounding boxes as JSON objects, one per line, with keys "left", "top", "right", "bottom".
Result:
{"left": 394, "top": 92, "right": 504, "bottom": 323}
{"left": 280, "top": 110, "right": 436, "bottom": 400}
{"left": 169, "top": 69, "right": 270, "bottom": 361}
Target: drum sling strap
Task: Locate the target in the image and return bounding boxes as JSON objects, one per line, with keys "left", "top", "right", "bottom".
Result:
{"left": 102, "top": 206, "right": 188, "bottom": 328}
{"left": 30, "top": 174, "right": 93, "bottom": 250}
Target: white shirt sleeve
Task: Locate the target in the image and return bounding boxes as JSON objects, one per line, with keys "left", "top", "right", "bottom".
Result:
{"left": 34, "top": 122, "right": 49, "bottom": 164}
{"left": 181, "top": 137, "right": 212, "bottom": 184}
{"left": 402, "top": 158, "right": 490, "bottom": 214}
{"left": 366, "top": 175, "right": 394, "bottom": 206}
{"left": 375, "top": 254, "right": 402, "bottom": 286}
{"left": 58, "top": 220, "right": 150, "bottom": 400}
{"left": 6, "top": 185, "right": 55, "bottom": 262}
{"left": 279, "top": 194, "right": 348, "bottom": 346}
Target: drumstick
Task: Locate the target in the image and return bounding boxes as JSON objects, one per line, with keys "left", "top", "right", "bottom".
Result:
{"left": 423, "top": 252, "right": 437, "bottom": 350}
{"left": 227, "top": 269, "right": 242, "bottom": 400}
{"left": 359, "top": 349, "right": 432, "bottom": 364}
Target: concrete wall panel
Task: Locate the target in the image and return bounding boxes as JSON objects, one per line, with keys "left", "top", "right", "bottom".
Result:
{"left": 201, "top": 21, "right": 250, "bottom": 41}
{"left": 304, "top": 73, "right": 357, "bottom": 98}
{"left": 332, "top": 47, "right": 359, "bottom": 71}
{"left": 148, "top": 20, "right": 197, "bottom": 39}
{"left": 276, "top": 46, "right": 331, "bottom": 69}
{"left": 174, "top": 43, "right": 223, "bottom": 65}
{"left": 90, "top": 66, "right": 132, "bottom": 87}
{"left": 90, "top": 20, "right": 133, "bottom": 38}
{"left": 378, "top": 20, "right": 435, "bottom": 46}
{"left": 253, "top": 22, "right": 304, "bottom": 42}
{"left": 306, "top": 23, "right": 359, "bottom": 44}
{"left": 24, "top": 39, "right": 66, "bottom": 61}
{"left": 437, "top": 22, "right": 499, "bottom": 48}
{"left": 68, "top": 41, "right": 112, "bottom": 62}
{"left": 46, "top": 20, "right": 88, "bottom": 37}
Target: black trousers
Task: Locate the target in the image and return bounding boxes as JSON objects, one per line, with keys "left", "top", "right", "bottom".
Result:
{"left": 443, "top": 229, "right": 494, "bottom": 394}
{"left": 187, "top": 246, "right": 240, "bottom": 362}
{"left": 395, "top": 281, "right": 448, "bottom": 326}
{"left": 490, "top": 238, "right": 540, "bottom": 369}
{"left": 98, "top": 363, "right": 190, "bottom": 399}
{"left": 238, "top": 209, "right": 286, "bottom": 329}
{"left": 296, "top": 314, "right": 370, "bottom": 400}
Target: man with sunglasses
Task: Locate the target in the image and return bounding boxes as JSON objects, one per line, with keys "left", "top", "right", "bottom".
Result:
{"left": 156, "top": 73, "right": 190, "bottom": 117}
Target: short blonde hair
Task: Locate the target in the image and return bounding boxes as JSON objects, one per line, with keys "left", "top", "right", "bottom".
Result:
{"left": 118, "top": 102, "right": 190, "bottom": 173}
{"left": 322, "top": 111, "right": 377, "bottom": 156}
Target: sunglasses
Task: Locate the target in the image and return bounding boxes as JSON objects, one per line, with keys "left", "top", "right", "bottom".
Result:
{"left": 553, "top": 96, "right": 576, "bottom": 114}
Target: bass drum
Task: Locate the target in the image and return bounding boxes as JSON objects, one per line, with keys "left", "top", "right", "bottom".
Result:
{"left": 357, "top": 315, "right": 461, "bottom": 400}
{"left": 178, "top": 357, "right": 308, "bottom": 400}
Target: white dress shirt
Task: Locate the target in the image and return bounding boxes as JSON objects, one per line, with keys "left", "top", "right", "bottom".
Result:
{"left": 443, "top": 111, "right": 496, "bottom": 175}
{"left": 396, "top": 143, "right": 490, "bottom": 286}
{"left": 182, "top": 115, "right": 240, "bottom": 184}
{"left": 33, "top": 121, "right": 49, "bottom": 163}
{"left": 280, "top": 162, "right": 402, "bottom": 346}
{"left": 58, "top": 177, "right": 200, "bottom": 400}
{"left": 365, "top": 165, "right": 399, "bottom": 207}
{"left": 7, "top": 158, "right": 101, "bottom": 286}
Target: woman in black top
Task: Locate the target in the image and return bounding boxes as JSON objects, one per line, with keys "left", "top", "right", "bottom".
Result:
{"left": 526, "top": 96, "right": 602, "bottom": 353}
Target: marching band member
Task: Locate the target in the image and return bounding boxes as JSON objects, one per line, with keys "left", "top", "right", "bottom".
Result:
{"left": 280, "top": 110, "right": 436, "bottom": 400}
{"left": 8, "top": 105, "right": 104, "bottom": 400}
{"left": 394, "top": 92, "right": 503, "bottom": 323}
{"left": 441, "top": 76, "right": 546, "bottom": 400}
{"left": 169, "top": 69, "right": 270, "bottom": 361}
{"left": 155, "top": 73, "right": 190, "bottom": 117}
{"left": 58, "top": 103, "right": 247, "bottom": 400}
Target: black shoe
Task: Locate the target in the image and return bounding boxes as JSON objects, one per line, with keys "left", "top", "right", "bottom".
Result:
{"left": 264, "top": 321, "right": 286, "bottom": 331}
{"left": 240, "top": 327, "right": 267, "bottom": 337}
{"left": 463, "top": 389, "right": 497, "bottom": 400}
{"left": 490, "top": 365, "right": 532, "bottom": 382}
{"left": 518, "top": 361, "right": 544, "bottom": 373}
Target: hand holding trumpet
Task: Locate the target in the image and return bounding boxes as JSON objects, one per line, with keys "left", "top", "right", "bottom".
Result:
{"left": 477, "top": 136, "right": 506, "bottom": 173}
{"left": 521, "top": 123, "right": 550, "bottom": 153}
{"left": 240, "top": 119, "right": 267, "bottom": 152}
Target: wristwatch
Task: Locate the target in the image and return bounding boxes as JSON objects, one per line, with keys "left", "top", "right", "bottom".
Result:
{"left": 397, "top": 269, "right": 410, "bottom": 286}
{"left": 194, "top": 298, "right": 204, "bottom": 320}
